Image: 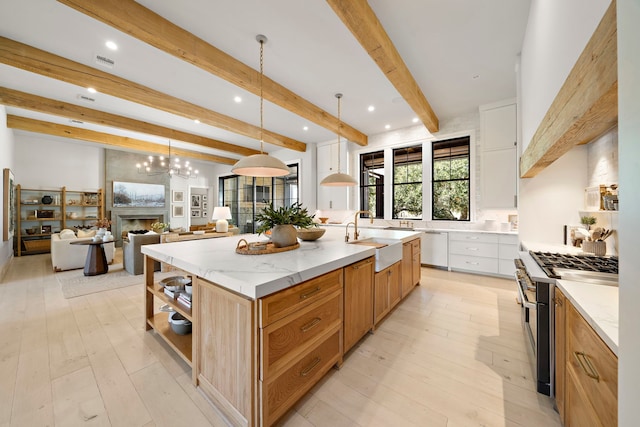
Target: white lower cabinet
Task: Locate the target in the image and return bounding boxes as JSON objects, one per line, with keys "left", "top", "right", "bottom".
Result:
{"left": 420, "top": 231, "right": 448, "bottom": 267}
{"left": 448, "top": 231, "right": 518, "bottom": 277}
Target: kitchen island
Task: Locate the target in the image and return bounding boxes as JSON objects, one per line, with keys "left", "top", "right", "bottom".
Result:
{"left": 141, "top": 226, "right": 421, "bottom": 427}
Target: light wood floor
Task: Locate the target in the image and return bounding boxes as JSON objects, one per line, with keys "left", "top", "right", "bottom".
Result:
{"left": 0, "top": 251, "right": 561, "bottom": 427}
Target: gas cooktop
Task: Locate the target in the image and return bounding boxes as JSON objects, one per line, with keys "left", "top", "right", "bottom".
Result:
{"left": 530, "top": 251, "right": 618, "bottom": 284}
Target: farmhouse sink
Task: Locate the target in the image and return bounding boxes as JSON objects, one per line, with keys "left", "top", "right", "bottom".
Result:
{"left": 348, "top": 237, "right": 403, "bottom": 272}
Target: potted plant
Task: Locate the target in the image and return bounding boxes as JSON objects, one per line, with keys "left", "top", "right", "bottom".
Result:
{"left": 150, "top": 222, "right": 169, "bottom": 233}
{"left": 255, "top": 202, "right": 315, "bottom": 247}
{"left": 580, "top": 215, "right": 597, "bottom": 230}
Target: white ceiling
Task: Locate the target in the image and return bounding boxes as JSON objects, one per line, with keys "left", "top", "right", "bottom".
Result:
{"left": 0, "top": 0, "right": 531, "bottom": 162}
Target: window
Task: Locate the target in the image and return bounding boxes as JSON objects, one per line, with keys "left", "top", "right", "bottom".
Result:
{"left": 392, "top": 146, "right": 422, "bottom": 219}
{"left": 432, "top": 136, "right": 470, "bottom": 221}
{"left": 219, "top": 163, "right": 299, "bottom": 234}
{"left": 359, "top": 151, "right": 385, "bottom": 218}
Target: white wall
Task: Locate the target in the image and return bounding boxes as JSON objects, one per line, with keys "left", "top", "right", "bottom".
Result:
{"left": 618, "top": 0, "right": 640, "bottom": 422}
{"left": 520, "top": 0, "right": 611, "bottom": 149}
{"left": 0, "top": 106, "right": 15, "bottom": 275}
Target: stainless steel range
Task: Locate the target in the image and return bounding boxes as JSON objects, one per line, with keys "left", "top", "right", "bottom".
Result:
{"left": 514, "top": 250, "right": 618, "bottom": 396}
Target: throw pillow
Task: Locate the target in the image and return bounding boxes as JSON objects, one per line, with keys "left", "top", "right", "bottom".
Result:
{"left": 77, "top": 229, "right": 96, "bottom": 238}
{"left": 59, "top": 229, "right": 76, "bottom": 240}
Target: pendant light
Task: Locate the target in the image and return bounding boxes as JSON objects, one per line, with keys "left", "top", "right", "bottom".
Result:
{"left": 320, "top": 93, "right": 357, "bottom": 186}
{"left": 231, "top": 35, "right": 289, "bottom": 178}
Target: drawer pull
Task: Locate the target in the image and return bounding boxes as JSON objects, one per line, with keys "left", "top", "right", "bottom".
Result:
{"left": 466, "top": 236, "right": 480, "bottom": 240}
{"left": 300, "top": 317, "right": 322, "bottom": 333}
{"left": 553, "top": 297, "right": 563, "bottom": 307}
{"left": 300, "top": 357, "right": 321, "bottom": 377}
{"left": 466, "top": 247, "right": 479, "bottom": 251}
{"left": 352, "top": 259, "right": 373, "bottom": 270}
{"left": 465, "top": 261, "right": 480, "bottom": 265}
{"left": 574, "top": 351, "right": 600, "bottom": 382}
{"left": 299, "top": 286, "right": 321, "bottom": 300}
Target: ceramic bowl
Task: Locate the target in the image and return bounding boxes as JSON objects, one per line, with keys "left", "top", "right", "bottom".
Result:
{"left": 168, "top": 311, "right": 192, "bottom": 335}
{"left": 297, "top": 228, "right": 326, "bottom": 241}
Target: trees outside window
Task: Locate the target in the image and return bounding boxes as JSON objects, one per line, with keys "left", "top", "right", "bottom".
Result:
{"left": 432, "top": 137, "right": 470, "bottom": 221}
{"left": 393, "top": 146, "right": 422, "bottom": 219}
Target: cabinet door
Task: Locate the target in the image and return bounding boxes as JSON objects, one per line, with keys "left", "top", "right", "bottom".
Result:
{"left": 481, "top": 148, "right": 517, "bottom": 208}
{"left": 420, "top": 232, "right": 448, "bottom": 267}
{"left": 401, "top": 242, "right": 412, "bottom": 297}
{"left": 555, "top": 289, "right": 566, "bottom": 423}
{"left": 343, "top": 257, "right": 374, "bottom": 352}
{"left": 481, "top": 103, "right": 516, "bottom": 151}
{"left": 412, "top": 239, "right": 421, "bottom": 287}
{"left": 388, "top": 261, "right": 402, "bottom": 310}
{"left": 374, "top": 268, "right": 390, "bottom": 326}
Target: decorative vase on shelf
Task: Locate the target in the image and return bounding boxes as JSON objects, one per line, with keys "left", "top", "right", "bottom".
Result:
{"left": 270, "top": 224, "right": 297, "bottom": 248}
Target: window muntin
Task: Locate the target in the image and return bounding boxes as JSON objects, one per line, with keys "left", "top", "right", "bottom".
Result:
{"left": 359, "top": 151, "right": 385, "bottom": 218}
{"left": 392, "top": 146, "right": 422, "bottom": 219}
{"left": 432, "top": 136, "right": 470, "bottom": 221}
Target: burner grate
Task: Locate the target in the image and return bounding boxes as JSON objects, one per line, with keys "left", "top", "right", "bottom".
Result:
{"left": 530, "top": 251, "right": 618, "bottom": 277}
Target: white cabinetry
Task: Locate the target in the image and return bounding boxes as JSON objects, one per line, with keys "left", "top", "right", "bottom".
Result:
{"left": 448, "top": 231, "right": 518, "bottom": 277}
{"left": 420, "top": 231, "right": 448, "bottom": 268}
{"left": 317, "top": 141, "right": 349, "bottom": 210}
{"left": 480, "top": 101, "right": 517, "bottom": 208}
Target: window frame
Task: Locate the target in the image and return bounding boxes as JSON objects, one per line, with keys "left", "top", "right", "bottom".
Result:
{"left": 431, "top": 136, "right": 471, "bottom": 221}
{"left": 392, "top": 145, "right": 423, "bottom": 220}
{"left": 359, "top": 150, "right": 385, "bottom": 219}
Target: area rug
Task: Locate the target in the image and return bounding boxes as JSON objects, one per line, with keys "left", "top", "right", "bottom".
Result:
{"left": 56, "top": 263, "right": 176, "bottom": 299}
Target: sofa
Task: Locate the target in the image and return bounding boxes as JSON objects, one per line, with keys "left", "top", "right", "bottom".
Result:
{"left": 51, "top": 231, "right": 115, "bottom": 272}
{"left": 123, "top": 233, "right": 161, "bottom": 275}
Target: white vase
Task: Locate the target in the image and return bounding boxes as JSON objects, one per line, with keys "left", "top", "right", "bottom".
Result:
{"left": 270, "top": 224, "right": 297, "bottom": 248}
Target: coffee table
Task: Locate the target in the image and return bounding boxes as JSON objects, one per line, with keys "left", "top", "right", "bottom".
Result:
{"left": 70, "top": 239, "right": 113, "bottom": 276}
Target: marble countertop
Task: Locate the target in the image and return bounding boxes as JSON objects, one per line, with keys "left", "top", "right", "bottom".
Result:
{"left": 321, "top": 223, "right": 518, "bottom": 235}
{"left": 142, "top": 226, "right": 422, "bottom": 299}
{"left": 521, "top": 241, "right": 584, "bottom": 254}
{"left": 556, "top": 280, "right": 619, "bottom": 356}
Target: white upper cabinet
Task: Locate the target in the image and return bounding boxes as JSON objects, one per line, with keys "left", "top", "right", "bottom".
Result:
{"left": 480, "top": 101, "right": 518, "bottom": 209}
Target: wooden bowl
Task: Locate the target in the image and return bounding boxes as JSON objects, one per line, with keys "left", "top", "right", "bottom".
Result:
{"left": 318, "top": 217, "right": 329, "bottom": 224}
{"left": 297, "top": 228, "right": 326, "bottom": 241}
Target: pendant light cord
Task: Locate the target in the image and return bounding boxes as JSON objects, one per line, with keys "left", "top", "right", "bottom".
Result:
{"left": 259, "top": 38, "right": 265, "bottom": 154}
{"left": 336, "top": 93, "right": 343, "bottom": 173}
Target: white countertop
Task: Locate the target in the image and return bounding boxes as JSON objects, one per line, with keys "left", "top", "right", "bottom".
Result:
{"left": 522, "top": 241, "right": 584, "bottom": 254}
{"left": 142, "top": 226, "right": 422, "bottom": 299}
{"left": 556, "top": 280, "right": 619, "bottom": 356}
{"left": 322, "top": 223, "right": 518, "bottom": 236}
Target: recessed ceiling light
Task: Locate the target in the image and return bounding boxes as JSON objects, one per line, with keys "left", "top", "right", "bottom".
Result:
{"left": 385, "top": 124, "right": 391, "bottom": 130}
{"left": 87, "top": 87, "right": 97, "bottom": 94}
{"left": 105, "top": 41, "right": 118, "bottom": 51}
{"left": 303, "top": 126, "right": 309, "bottom": 131}
{"left": 194, "top": 119, "right": 200, "bottom": 124}
{"left": 234, "top": 96, "right": 242, "bottom": 103}
{"left": 472, "top": 74, "right": 480, "bottom": 80}
{"left": 412, "top": 117, "right": 419, "bottom": 123}
{"left": 367, "top": 105, "right": 375, "bottom": 112}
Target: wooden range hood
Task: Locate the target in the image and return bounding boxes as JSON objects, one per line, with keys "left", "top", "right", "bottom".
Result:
{"left": 520, "top": 0, "right": 617, "bottom": 178}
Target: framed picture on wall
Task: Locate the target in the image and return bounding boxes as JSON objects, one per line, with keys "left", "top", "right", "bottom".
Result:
{"left": 191, "top": 194, "right": 201, "bottom": 208}
{"left": 41, "top": 225, "right": 52, "bottom": 234}
{"left": 191, "top": 209, "right": 200, "bottom": 217}
{"left": 201, "top": 210, "right": 208, "bottom": 218}
{"left": 172, "top": 190, "right": 184, "bottom": 203}
{"left": 202, "top": 195, "right": 208, "bottom": 202}
{"left": 202, "top": 201, "right": 208, "bottom": 210}
{"left": 173, "top": 205, "right": 184, "bottom": 217}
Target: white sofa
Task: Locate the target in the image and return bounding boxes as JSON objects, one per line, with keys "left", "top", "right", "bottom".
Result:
{"left": 51, "top": 231, "right": 115, "bottom": 272}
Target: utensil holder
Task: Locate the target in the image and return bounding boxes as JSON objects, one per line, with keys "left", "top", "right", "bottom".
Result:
{"left": 582, "top": 240, "right": 606, "bottom": 256}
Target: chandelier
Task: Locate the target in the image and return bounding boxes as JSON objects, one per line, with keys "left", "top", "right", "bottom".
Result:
{"left": 136, "top": 141, "right": 199, "bottom": 179}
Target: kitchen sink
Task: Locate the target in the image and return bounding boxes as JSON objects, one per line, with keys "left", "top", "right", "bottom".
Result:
{"left": 384, "top": 226, "right": 415, "bottom": 231}
{"left": 348, "top": 237, "right": 402, "bottom": 272}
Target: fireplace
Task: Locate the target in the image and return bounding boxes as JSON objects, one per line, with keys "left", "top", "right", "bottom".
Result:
{"left": 113, "top": 213, "right": 166, "bottom": 245}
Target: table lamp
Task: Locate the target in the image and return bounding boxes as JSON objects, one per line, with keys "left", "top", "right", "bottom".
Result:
{"left": 211, "top": 206, "right": 232, "bottom": 232}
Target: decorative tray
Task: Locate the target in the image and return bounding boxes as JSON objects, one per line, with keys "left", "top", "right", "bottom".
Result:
{"left": 235, "top": 238, "right": 299, "bottom": 255}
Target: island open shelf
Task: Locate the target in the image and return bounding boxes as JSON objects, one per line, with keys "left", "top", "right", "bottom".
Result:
{"left": 146, "top": 312, "right": 192, "bottom": 366}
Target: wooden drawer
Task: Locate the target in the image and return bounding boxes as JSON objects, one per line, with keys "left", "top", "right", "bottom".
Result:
{"left": 259, "top": 269, "right": 343, "bottom": 327}
{"left": 449, "top": 240, "right": 498, "bottom": 258}
{"left": 449, "top": 254, "right": 498, "bottom": 274}
{"left": 260, "top": 330, "right": 341, "bottom": 426}
{"left": 260, "top": 292, "right": 341, "bottom": 380}
{"left": 411, "top": 238, "right": 420, "bottom": 255}
{"left": 566, "top": 303, "right": 617, "bottom": 427}
{"left": 449, "top": 231, "right": 498, "bottom": 244}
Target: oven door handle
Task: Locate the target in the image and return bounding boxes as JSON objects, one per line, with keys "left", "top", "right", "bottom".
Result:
{"left": 514, "top": 271, "right": 537, "bottom": 310}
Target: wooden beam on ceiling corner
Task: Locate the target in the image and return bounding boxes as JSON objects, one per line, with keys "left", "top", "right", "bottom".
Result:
{"left": 7, "top": 115, "right": 237, "bottom": 165}
{"left": 519, "top": 0, "right": 617, "bottom": 178}
{"left": 326, "top": 0, "right": 439, "bottom": 133}
{"left": 0, "top": 87, "right": 260, "bottom": 157}
{"left": 0, "top": 36, "right": 306, "bottom": 152}
{"left": 56, "top": 0, "right": 369, "bottom": 147}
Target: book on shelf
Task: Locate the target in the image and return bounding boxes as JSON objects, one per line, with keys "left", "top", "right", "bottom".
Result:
{"left": 163, "top": 288, "right": 182, "bottom": 299}
{"left": 177, "top": 294, "right": 192, "bottom": 308}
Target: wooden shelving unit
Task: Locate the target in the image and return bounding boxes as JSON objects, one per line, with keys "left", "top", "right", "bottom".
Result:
{"left": 15, "top": 186, "right": 103, "bottom": 256}
{"left": 144, "top": 256, "right": 194, "bottom": 368}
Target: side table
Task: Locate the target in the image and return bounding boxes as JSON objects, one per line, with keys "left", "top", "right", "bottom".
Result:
{"left": 70, "top": 239, "right": 114, "bottom": 276}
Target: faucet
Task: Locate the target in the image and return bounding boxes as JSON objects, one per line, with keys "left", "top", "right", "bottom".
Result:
{"left": 344, "top": 222, "right": 355, "bottom": 242}
{"left": 353, "top": 210, "right": 373, "bottom": 240}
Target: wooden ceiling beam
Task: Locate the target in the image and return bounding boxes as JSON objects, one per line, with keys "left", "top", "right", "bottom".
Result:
{"left": 0, "top": 87, "right": 260, "bottom": 157}
{"left": 519, "top": 1, "right": 617, "bottom": 178}
{"left": 56, "top": 0, "right": 368, "bottom": 147}
{"left": 0, "top": 36, "right": 306, "bottom": 152}
{"left": 326, "top": 0, "right": 439, "bottom": 133}
{"left": 7, "top": 115, "right": 237, "bottom": 165}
